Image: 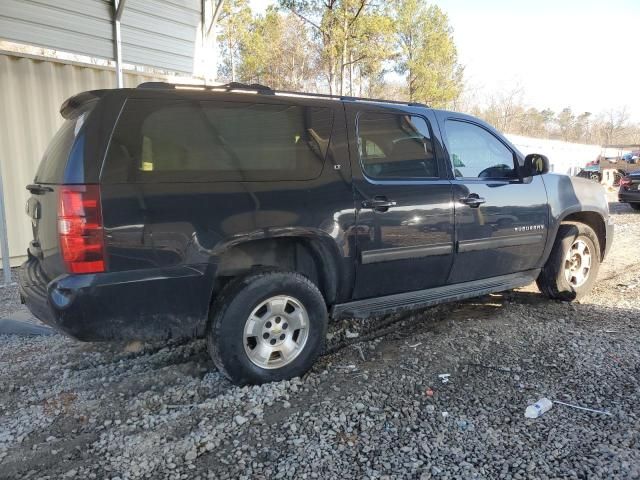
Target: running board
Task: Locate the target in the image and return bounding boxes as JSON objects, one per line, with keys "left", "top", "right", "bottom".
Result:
{"left": 331, "top": 269, "right": 540, "bottom": 319}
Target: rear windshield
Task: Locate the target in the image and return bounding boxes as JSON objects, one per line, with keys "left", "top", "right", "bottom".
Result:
{"left": 35, "top": 113, "right": 88, "bottom": 184}
{"left": 103, "top": 99, "right": 334, "bottom": 183}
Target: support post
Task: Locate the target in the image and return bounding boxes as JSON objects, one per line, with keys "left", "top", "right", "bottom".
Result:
{"left": 0, "top": 159, "right": 13, "bottom": 285}
{"left": 113, "top": 0, "right": 126, "bottom": 88}
{"left": 207, "top": 0, "right": 225, "bottom": 38}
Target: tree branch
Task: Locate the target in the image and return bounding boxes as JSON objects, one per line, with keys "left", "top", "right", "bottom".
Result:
{"left": 348, "top": 0, "right": 368, "bottom": 28}
{"left": 342, "top": 54, "right": 367, "bottom": 67}
{"left": 287, "top": 8, "right": 323, "bottom": 33}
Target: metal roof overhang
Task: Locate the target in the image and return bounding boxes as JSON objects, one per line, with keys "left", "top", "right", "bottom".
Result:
{"left": 0, "top": 0, "right": 201, "bottom": 77}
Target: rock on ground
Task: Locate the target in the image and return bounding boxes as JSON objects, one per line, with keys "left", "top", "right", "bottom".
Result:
{"left": 0, "top": 196, "right": 639, "bottom": 479}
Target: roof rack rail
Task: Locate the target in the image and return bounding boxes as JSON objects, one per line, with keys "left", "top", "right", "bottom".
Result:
{"left": 136, "top": 81, "right": 428, "bottom": 108}
{"left": 138, "top": 81, "right": 274, "bottom": 93}
{"left": 137, "top": 81, "right": 176, "bottom": 89}
{"left": 275, "top": 88, "right": 428, "bottom": 108}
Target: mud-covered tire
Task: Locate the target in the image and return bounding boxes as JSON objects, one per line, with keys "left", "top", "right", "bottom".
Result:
{"left": 207, "top": 270, "right": 327, "bottom": 385}
{"left": 537, "top": 223, "right": 601, "bottom": 301}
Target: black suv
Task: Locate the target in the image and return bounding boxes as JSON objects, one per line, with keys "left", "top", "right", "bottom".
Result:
{"left": 618, "top": 171, "right": 640, "bottom": 209}
{"left": 19, "top": 83, "right": 613, "bottom": 385}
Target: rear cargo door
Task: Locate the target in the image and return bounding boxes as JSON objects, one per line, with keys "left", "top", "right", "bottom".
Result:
{"left": 626, "top": 173, "right": 640, "bottom": 193}
{"left": 26, "top": 113, "right": 89, "bottom": 278}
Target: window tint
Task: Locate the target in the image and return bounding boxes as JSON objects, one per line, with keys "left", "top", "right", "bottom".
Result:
{"left": 357, "top": 113, "right": 438, "bottom": 179}
{"left": 35, "top": 113, "right": 88, "bottom": 184}
{"left": 444, "top": 120, "right": 516, "bottom": 179}
{"left": 104, "top": 100, "right": 333, "bottom": 182}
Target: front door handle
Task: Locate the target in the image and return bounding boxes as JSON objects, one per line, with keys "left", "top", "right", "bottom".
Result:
{"left": 362, "top": 197, "right": 397, "bottom": 212}
{"left": 460, "top": 194, "right": 486, "bottom": 208}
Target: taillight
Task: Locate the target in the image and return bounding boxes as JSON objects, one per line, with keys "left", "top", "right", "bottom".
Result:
{"left": 620, "top": 176, "right": 632, "bottom": 188}
{"left": 58, "top": 185, "right": 105, "bottom": 274}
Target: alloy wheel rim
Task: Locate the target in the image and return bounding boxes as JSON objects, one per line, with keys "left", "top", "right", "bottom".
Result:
{"left": 243, "top": 295, "right": 309, "bottom": 369}
{"left": 564, "top": 239, "right": 592, "bottom": 288}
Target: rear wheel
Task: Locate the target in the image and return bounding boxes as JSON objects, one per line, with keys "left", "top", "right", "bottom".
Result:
{"left": 537, "top": 223, "right": 601, "bottom": 301}
{"left": 207, "top": 270, "right": 327, "bottom": 385}
{"left": 629, "top": 203, "right": 640, "bottom": 211}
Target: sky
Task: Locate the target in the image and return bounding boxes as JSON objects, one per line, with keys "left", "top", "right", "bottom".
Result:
{"left": 249, "top": 0, "right": 639, "bottom": 119}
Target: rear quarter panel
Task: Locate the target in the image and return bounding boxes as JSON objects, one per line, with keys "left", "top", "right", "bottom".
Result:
{"left": 100, "top": 92, "right": 357, "bottom": 308}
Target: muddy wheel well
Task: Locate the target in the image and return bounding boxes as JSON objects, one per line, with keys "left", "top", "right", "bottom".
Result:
{"left": 212, "top": 237, "right": 339, "bottom": 306}
{"left": 561, "top": 211, "right": 606, "bottom": 259}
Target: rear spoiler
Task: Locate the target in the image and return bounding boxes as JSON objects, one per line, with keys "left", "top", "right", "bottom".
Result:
{"left": 60, "top": 90, "right": 108, "bottom": 119}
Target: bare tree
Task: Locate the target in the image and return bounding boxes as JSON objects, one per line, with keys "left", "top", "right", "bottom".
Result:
{"left": 482, "top": 85, "right": 524, "bottom": 133}
{"left": 279, "top": 0, "right": 371, "bottom": 95}
{"left": 598, "top": 107, "right": 630, "bottom": 145}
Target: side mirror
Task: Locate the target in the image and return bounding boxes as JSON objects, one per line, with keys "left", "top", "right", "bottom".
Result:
{"left": 523, "top": 153, "right": 550, "bottom": 177}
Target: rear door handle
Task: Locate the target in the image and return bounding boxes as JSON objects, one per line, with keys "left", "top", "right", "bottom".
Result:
{"left": 460, "top": 195, "right": 486, "bottom": 208}
{"left": 362, "top": 197, "right": 397, "bottom": 212}
{"left": 26, "top": 184, "right": 53, "bottom": 195}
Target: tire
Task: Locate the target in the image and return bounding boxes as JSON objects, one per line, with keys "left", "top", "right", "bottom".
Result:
{"left": 207, "top": 270, "right": 327, "bottom": 385}
{"left": 629, "top": 203, "right": 640, "bottom": 211}
{"left": 537, "top": 223, "right": 601, "bottom": 301}
{"left": 613, "top": 173, "right": 623, "bottom": 186}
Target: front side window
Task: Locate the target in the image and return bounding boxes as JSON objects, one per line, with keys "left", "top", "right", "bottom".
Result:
{"left": 104, "top": 99, "right": 333, "bottom": 182}
{"left": 357, "top": 112, "right": 438, "bottom": 179}
{"left": 444, "top": 120, "right": 517, "bottom": 179}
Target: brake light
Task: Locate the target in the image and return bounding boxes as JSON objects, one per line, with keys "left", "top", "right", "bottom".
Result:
{"left": 58, "top": 185, "right": 105, "bottom": 274}
{"left": 620, "top": 176, "right": 632, "bottom": 188}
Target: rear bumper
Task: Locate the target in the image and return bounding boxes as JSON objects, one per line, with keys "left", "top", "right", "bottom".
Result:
{"left": 618, "top": 189, "right": 640, "bottom": 204}
{"left": 19, "top": 256, "right": 213, "bottom": 341}
{"left": 18, "top": 255, "right": 56, "bottom": 326}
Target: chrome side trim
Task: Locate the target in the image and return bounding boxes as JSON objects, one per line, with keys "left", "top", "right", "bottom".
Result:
{"left": 361, "top": 243, "right": 453, "bottom": 264}
{"left": 457, "top": 233, "right": 543, "bottom": 253}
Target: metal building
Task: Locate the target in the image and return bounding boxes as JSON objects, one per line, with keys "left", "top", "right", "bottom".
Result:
{"left": 0, "top": 0, "right": 221, "bottom": 280}
{"left": 0, "top": 52, "right": 168, "bottom": 270}
{"left": 1, "top": 0, "right": 202, "bottom": 77}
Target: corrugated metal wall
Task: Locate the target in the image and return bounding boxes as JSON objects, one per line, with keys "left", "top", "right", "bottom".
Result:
{"left": 0, "top": 52, "right": 164, "bottom": 266}
{"left": 0, "top": 0, "right": 201, "bottom": 73}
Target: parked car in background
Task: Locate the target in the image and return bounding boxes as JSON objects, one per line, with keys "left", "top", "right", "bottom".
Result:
{"left": 622, "top": 152, "right": 639, "bottom": 164}
{"left": 586, "top": 158, "right": 600, "bottom": 167}
{"left": 619, "top": 172, "right": 640, "bottom": 210}
{"left": 19, "top": 82, "right": 613, "bottom": 385}
{"left": 577, "top": 164, "right": 626, "bottom": 186}
{"left": 577, "top": 164, "right": 602, "bottom": 182}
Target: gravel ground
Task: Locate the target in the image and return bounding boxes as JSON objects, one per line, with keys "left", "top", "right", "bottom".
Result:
{"left": 0, "top": 270, "right": 18, "bottom": 320}
{"left": 1, "top": 196, "right": 639, "bottom": 480}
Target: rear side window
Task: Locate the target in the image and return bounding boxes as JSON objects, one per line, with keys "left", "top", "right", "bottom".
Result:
{"left": 35, "top": 113, "right": 88, "bottom": 184}
{"left": 103, "top": 99, "right": 334, "bottom": 182}
{"left": 357, "top": 112, "right": 438, "bottom": 179}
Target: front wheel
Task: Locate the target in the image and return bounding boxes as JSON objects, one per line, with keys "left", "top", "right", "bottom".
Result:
{"left": 537, "top": 223, "right": 601, "bottom": 301}
{"left": 207, "top": 270, "right": 327, "bottom": 385}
